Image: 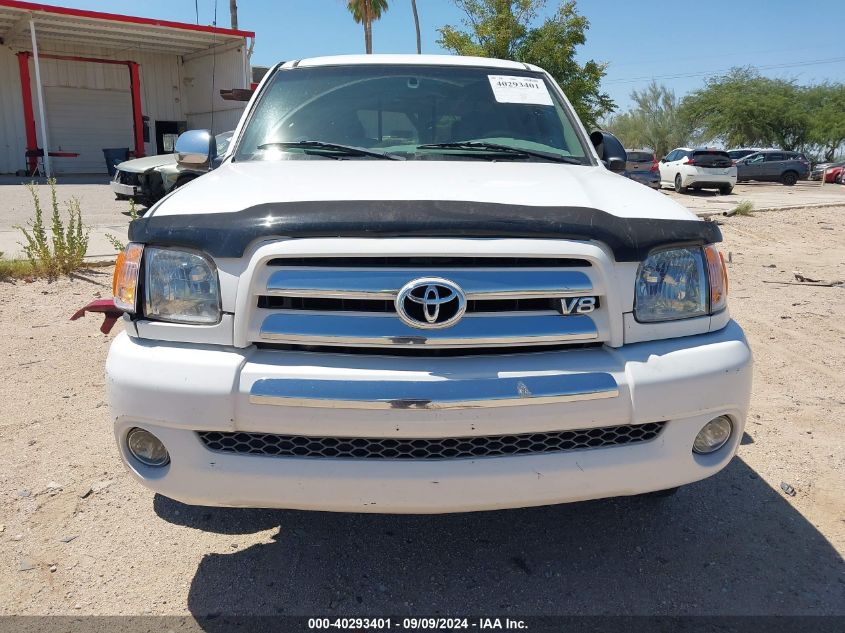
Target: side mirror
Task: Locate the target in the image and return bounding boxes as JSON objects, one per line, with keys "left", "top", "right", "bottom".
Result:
{"left": 590, "top": 130, "right": 627, "bottom": 172}
{"left": 175, "top": 130, "right": 216, "bottom": 169}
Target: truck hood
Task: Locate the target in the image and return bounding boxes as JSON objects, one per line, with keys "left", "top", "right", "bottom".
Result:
{"left": 152, "top": 160, "right": 696, "bottom": 221}
{"left": 117, "top": 154, "right": 177, "bottom": 173}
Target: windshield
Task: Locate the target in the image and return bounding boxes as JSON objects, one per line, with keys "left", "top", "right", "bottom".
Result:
{"left": 234, "top": 65, "right": 590, "bottom": 163}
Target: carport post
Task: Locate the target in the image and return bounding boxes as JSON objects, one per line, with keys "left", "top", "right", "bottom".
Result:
{"left": 29, "top": 19, "right": 51, "bottom": 178}
{"left": 128, "top": 62, "right": 145, "bottom": 158}
{"left": 15, "top": 52, "right": 38, "bottom": 173}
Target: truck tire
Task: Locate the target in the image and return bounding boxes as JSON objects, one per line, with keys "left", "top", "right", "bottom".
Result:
{"left": 780, "top": 171, "right": 798, "bottom": 186}
{"left": 674, "top": 174, "right": 688, "bottom": 194}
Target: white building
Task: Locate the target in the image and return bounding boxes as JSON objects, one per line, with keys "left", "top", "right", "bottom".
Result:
{"left": 0, "top": 0, "right": 255, "bottom": 175}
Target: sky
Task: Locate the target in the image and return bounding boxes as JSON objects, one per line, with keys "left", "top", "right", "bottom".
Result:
{"left": 38, "top": 0, "right": 845, "bottom": 112}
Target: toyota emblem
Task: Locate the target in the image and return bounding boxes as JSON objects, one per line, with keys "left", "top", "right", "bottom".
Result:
{"left": 395, "top": 277, "right": 467, "bottom": 329}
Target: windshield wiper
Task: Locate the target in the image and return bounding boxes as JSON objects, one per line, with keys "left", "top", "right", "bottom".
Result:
{"left": 417, "top": 141, "right": 583, "bottom": 165}
{"left": 258, "top": 141, "right": 403, "bottom": 160}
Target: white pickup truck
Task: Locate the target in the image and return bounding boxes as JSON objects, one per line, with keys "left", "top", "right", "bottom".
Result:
{"left": 101, "top": 55, "right": 752, "bottom": 513}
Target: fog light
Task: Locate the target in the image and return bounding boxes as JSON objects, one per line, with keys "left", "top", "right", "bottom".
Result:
{"left": 126, "top": 427, "right": 170, "bottom": 467}
{"left": 693, "top": 416, "right": 733, "bottom": 454}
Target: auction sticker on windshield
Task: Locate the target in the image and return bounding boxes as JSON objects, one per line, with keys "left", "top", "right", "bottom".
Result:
{"left": 488, "top": 75, "right": 553, "bottom": 106}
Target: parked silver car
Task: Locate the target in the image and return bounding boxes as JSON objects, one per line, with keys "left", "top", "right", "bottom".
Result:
{"left": 726, "top": 148, "right": 762, "bottom": 161}
{"left": 110, "top": 131, "right": 233, "bottom": 206}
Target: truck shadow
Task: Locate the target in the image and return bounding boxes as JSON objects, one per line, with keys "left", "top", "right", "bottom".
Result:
{"left": 153, "top": 458, "right": 843, "bottom": 621}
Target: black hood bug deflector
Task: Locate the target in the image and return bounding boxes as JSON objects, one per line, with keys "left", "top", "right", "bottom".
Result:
{"left": 129, "top": 200, "right": 721, "bottom": 261}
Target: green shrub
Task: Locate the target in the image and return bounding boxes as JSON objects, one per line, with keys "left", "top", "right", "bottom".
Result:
{"left": 15, "top": 179, "right": 90, "bottom": 279}
{"left": 0, "top": 256, "right": 36, "bottom": 281}
{"left": 105, "top": 233, "right": 126, "bottom": 253}
{"left": 731, "top": 200, "right": 755, "bottom": 216}
{"left": 105, "top": 198, "right": 140, "bottom": 252}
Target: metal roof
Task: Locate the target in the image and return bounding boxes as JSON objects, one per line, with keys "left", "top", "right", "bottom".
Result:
{"left": 0, "top": 0, "right": 254, "bottom": 55}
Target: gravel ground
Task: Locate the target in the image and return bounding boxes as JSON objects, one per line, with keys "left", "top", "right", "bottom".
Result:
{"left": 1, "top": 206, "right": 843, "bottom": 617}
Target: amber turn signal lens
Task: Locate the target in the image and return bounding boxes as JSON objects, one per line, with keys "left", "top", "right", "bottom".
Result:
{"left": 704, "top": 244, "right": 728, "bottom": 313}
{"left": 113, "top": 243, "right": 144, "bottom": 312}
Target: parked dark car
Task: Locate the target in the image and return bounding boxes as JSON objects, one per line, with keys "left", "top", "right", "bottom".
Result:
{"left": 727, "top": 148, "right": 761, "bottom": 161}
{"left": 622, "top": 149, "right": 660, "bottom": 189}
{"left": 736, "top": 150, "right": 810, "bottom": 186}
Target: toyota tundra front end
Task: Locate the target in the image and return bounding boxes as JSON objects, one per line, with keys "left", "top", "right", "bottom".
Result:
{"left": 103, "top": 55, "right": 752, "bottom": 513}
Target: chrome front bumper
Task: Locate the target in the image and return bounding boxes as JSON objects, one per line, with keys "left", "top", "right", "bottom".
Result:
{"left": 250, "top": 371, "right": 619, "bottom": 409}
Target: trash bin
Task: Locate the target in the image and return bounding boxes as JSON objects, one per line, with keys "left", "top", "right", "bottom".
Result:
{"left": 102, "top": 148, "right": 129, "bottom": 178}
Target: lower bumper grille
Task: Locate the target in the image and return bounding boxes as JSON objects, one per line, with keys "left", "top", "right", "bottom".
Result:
{"left": 197, "top": 423, "right": 665, "bottom": 460}
{"left": 116, "top": 170, "right": 140, "bottom": 186}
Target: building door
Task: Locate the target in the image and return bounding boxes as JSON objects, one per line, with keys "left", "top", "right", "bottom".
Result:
{"left": 155, "top": 120, "right": 187, "bottom": 154}
{"left": 44, "top": 86, "right": 133, "bottom": 174}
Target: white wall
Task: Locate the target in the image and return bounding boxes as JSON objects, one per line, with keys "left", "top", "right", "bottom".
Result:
{"left": 0, "top": 37, "right": 249, "bottom": 174}
{"left": 0, "top": 46, "right": 27, "bottom": 174}
{"left": 181, "top": 43, "right": 250, "bottom": 135}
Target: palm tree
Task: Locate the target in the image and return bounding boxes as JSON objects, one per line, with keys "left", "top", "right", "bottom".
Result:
{"left": 347, "top": 0, "right": 389, "bottom": 54}
{"left": 229, "top": 0, "right": 238, "bottom": 29}
{"left": 411, "top": 0, "right": 420, "bottom": 54}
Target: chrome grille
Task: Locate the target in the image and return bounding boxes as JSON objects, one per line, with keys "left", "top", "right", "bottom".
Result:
{"left": 257, "top": 295, "right": 565, "bottom": 313}
{"left": 249, "top": 257, "right": 607, "bottom": 349}
{"left": 197, "top": 423, "right": 664, "bottom": 460}
{"left": 266, "top": 257, "right": 592, "bottom": 268}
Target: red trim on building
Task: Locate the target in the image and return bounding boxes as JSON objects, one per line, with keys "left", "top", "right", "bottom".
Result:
{"left": 16, "top": 51, "right": 147, "bottom": 161}
{"left": 16, "top": 52, "right": 38, "bottom": 172}
{"left": 32, "top": 53, "right": 133, "bottom": 66}
{"left": 128, "top": 62, "right": 145, "bottom": 158}
{"left": 0, "top": 0, "right": 255, "bottom": 38}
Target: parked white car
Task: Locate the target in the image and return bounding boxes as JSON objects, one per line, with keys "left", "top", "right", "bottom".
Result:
{"left": 98, "top": 55, "right": 752, "bottom": 514}
{"left": 659, "top": 148, "right": 737, "bottom": 194}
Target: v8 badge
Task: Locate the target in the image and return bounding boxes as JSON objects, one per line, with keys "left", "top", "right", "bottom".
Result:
{"left": 560, "top": 296, "right": 597, "bottom": 315}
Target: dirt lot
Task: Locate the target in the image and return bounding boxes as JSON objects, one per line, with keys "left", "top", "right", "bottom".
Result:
{"left": 662, "top": 180, "right": 845, "bottom": 216}
{"left": 1, "top": 206, "right": 843, "bottom": 618}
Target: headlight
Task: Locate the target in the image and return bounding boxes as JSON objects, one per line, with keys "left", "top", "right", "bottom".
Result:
{"left": 144, "top": 247, "right": 221, "bottom": 324}
{"left": 635, "top": 246, "right": 727, "bottom": 322}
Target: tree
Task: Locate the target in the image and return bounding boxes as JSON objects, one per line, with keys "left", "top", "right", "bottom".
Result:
{"left": 347, "top": 0, "right": 389, "bottom": 54}
{"left": 411, "top": 0, "right": 421, "bottom": 53}
{"left": 604, "top": 82, "right": 689, "bottom": 158}
{"left": 437, "top": 0, "right": 614, "bottom": 128}
{"left": 805, "top": 84, "right": 845, "bottom": 161}
{"left": 680, "top": 68, "right": 811, "bottom": 151}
